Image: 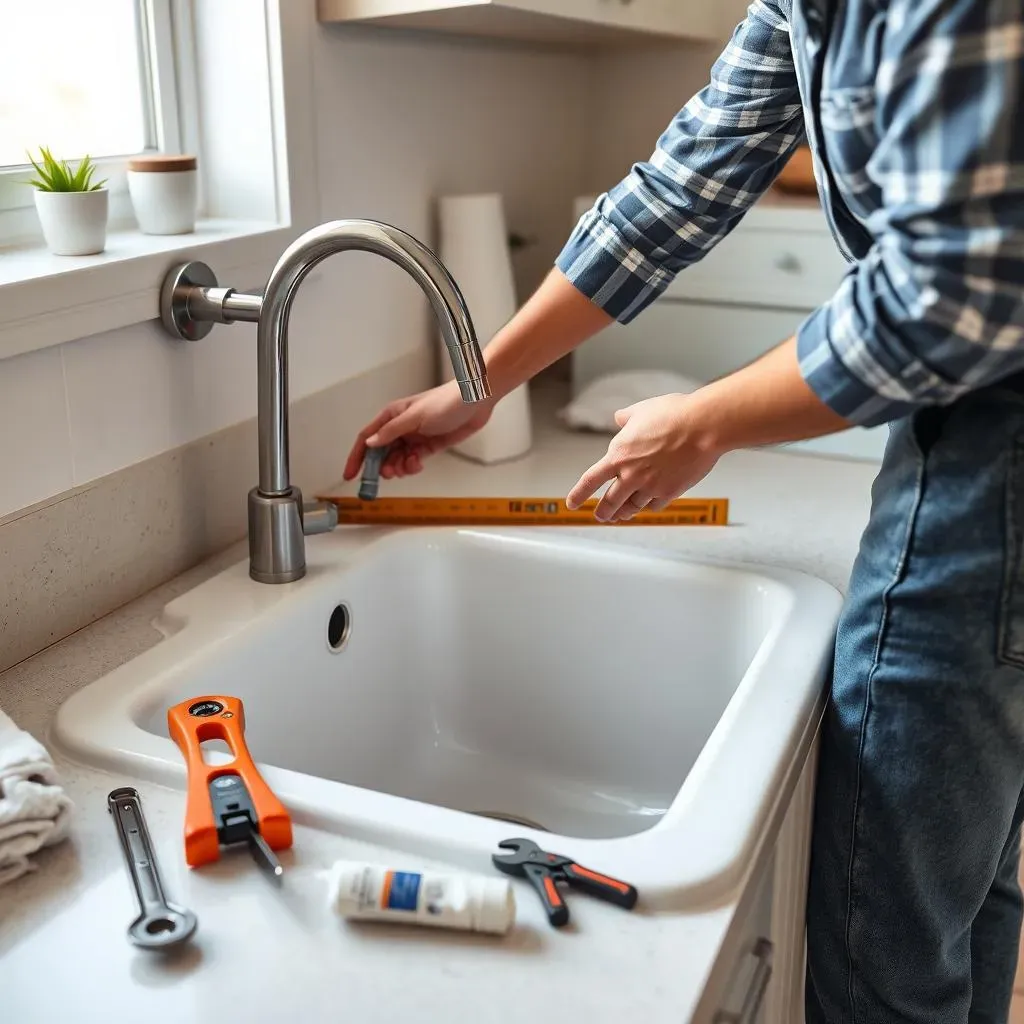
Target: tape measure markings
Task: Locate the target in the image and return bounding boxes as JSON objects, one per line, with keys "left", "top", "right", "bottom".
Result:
{"left": 316, "top": 495, "right": 729, "bottom": 527}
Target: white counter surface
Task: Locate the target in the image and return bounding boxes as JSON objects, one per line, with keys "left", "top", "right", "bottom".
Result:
{"left": 0, "top": 390, "right": 880, "bottom": 1023}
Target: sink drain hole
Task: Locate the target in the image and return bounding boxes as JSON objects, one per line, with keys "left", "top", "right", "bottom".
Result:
{"left": 327, "top": 603, "right": 352, "bottom": 652}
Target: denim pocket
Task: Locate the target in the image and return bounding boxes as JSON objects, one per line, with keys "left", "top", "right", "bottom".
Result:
{"left": 998, "top": 439, "right": 1024, "bottom": 669}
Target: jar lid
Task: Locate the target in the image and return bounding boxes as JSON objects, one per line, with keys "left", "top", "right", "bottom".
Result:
{"left": 127, "top": 154, "right": 197, "bottom": 173}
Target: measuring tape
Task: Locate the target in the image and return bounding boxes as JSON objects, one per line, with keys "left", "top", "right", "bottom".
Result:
{"left": 317, "top": 495, "right": 729, "bottom": 527}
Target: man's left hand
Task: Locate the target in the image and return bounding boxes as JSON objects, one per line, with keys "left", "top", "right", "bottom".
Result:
{"left": 565, "top": 336, "right": 854, "bottom": 521}
{"left": 566, "top": 394, "right": 721, "bottom": 521}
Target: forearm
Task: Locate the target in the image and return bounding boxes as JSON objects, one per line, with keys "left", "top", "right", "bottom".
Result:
{"left": 483, "top": 269, "right": 613, "bottom": 401}
{"left": 692, "top": 337, "right": 852, "bottom": 453}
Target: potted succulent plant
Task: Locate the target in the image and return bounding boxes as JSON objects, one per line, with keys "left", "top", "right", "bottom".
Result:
{"left": 26, "top": 147, "right": 108, "bottom": 255}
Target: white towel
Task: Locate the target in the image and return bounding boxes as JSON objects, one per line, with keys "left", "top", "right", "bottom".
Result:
{"left": 0, "top": 709, "right": 72, "bottom": 887}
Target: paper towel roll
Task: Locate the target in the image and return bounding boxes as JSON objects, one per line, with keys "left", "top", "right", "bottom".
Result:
{"left": 437, "top": 193, "right": 532, "bottom": 464}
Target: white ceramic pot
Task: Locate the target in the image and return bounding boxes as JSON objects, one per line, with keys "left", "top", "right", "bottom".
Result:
{"left": 33, "top": 188, "right": 109, "bottom": 256}
{"left": 126, "top": 154, "right": 198, "bottom": 235}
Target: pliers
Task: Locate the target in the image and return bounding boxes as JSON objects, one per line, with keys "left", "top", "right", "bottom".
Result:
{"left": 492, "top": 838, "right": 638, "bottom": 927}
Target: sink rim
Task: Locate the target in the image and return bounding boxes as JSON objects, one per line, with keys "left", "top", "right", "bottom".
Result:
{"left": 51, "top": 526, "right": 842, "bottom": 910}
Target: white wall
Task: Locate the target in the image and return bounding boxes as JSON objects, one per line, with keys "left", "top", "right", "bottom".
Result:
{"left": 292, "top": 24, "right": 592, "bottom": 398}
{"left": 0, "top": 17, "right": 733, "bottom": 523}
{"left": 585, "top": 40, "right": 724, "bottom": 193}
{"left": 0, "top": 21, "right": 592, "bottom": 521}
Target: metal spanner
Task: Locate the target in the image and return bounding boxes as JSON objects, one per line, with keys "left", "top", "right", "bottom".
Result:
{"left": 108, "top": 787, "right": 197, "bottom": 950}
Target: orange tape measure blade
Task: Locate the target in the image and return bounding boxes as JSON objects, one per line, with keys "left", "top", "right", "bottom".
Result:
{"left": 317, "top": 495, "right": 729, "bottom": 527}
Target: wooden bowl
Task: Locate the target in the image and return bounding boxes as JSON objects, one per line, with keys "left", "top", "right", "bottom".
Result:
{"left": 773, "top": 146, "right": 817, "bottom": 195}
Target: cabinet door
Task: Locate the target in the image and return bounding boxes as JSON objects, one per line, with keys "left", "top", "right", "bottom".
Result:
{"left": 711, "top": 858, "right": 776, "bottom": 1024}
{"left": 700, "top": 735, "right": 820, "bottom": 1024}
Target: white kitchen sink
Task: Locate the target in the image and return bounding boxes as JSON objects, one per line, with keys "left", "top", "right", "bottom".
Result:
{"left": 53, "top": 527, "right": 841, "bottom": 908}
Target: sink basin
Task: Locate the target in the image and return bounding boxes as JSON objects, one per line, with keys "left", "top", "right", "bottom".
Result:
{"left": 53, "top": 527, "right": 841, "bottom": 908}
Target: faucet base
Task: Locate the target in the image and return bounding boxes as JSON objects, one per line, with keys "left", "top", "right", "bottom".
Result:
{"left": 248, "top": 487, "right": 306, "bottom": 584}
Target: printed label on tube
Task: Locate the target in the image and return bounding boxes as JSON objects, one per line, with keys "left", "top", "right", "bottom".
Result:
{"left": 383, "top": 870, "right": 422, "bottom": 912}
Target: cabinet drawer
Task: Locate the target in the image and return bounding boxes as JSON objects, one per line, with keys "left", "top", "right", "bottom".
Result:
{"left": 665, "top": 227, "right": 849, "bottom": 311}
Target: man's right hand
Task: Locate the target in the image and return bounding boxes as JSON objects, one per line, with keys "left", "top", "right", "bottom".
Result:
{"left": 344, "top": 270, "right": 613, "bottom": 483}
{"left": 343, "top": 380, "right": 494, "bottom": 481}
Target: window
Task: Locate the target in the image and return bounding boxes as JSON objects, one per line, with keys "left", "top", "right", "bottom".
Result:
{"left": 0, "top": 0, "right": 305, "bottom": 361}
{"left": 0, "top": 0, "right": 190, "bottom": 237}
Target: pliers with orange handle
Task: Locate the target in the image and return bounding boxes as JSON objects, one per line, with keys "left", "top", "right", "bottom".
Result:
{"left": 492, "top": 838, "right": 638, "bottom": 927}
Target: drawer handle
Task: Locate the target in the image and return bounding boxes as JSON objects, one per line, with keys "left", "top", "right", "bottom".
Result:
{"left": 713, "top": 938, "right": 774, "bottom": 1024}
{"left": 774, "top": 253, "right": 802, "bottom": 274}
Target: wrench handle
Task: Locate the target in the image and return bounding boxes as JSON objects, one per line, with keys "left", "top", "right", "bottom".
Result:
{"left": 108, "top": 787, "right": 170, "bottom": 918}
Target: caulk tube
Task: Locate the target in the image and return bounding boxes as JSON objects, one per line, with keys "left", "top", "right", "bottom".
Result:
{"left": 325, "top": 860, "right": 515, "bottom": 935}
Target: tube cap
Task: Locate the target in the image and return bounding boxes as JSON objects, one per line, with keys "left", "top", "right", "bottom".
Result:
{"left": 474, "top": 877, "right": 516, "bottom": 935}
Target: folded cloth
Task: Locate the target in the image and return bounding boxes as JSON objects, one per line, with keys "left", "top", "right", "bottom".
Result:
{"left": 0, "top": 709, "right": 72, "bottom": 887}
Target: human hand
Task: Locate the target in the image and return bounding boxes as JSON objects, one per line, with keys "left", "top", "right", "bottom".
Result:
{"left": 565, "top": 394, "right": 722, "bottom": 521}
{"left": 343, "top": 381, "right": 494, "bottom": 481}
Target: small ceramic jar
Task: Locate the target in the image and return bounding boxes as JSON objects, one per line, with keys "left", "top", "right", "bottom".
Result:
{"left": 126, "top": 154, "right": 198, "bottom": 235}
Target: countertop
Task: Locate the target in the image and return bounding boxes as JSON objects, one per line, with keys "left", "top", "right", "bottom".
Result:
{"left": 0, "top": 384, "right": 880, "bottom": 1023}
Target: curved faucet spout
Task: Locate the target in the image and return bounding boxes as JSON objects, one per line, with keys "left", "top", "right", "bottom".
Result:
{"left": 257, "top": 219, "right": 491, "bottom": 497}
{"left": 157, "top": 218, "right": 490, "bottom": 584}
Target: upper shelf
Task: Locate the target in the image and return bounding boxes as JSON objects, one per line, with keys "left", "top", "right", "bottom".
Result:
{"left": 316, "top": 0, "right": 746, "bottom": 48}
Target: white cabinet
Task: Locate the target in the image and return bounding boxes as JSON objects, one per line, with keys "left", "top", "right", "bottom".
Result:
{"left": 317, "top": 0, "right": 750, "bottom": 47}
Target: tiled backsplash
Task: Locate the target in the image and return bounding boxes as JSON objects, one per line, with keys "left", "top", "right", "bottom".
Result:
{"left": 0, "top": 349, "right": 428, "bottom": 676}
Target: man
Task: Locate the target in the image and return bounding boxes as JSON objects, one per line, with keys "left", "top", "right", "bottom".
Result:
{"left": 345, "top": 2, "right": 1024, "bottom": 1020}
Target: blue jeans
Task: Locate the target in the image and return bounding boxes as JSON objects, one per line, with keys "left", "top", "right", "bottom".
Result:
{"left": 805, "top": 389, "right": 1024, "bottom": 1024}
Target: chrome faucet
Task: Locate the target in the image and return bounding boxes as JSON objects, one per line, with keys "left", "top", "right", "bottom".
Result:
{"left": 158, "top": 220, "right": 491, "bottom": 584}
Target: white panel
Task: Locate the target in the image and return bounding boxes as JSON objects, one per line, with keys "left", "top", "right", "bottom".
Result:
{"left": 62, "top": 318, "right": 258, "bottom": 485}
{"left": 0, "top": 346, "right": 73, "bottom": 517}
{"left": 765, "top": 737, "right": 819, "bottom": 1024}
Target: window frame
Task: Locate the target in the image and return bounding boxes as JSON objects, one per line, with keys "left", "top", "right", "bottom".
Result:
{"left": 0, "top": 0, "right": 198, "bottom": 239}
{"left": 0, "top": 0, "right": 317, "bottom": 362}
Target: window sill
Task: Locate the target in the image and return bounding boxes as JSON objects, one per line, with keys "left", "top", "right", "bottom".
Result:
{"left": 0, "top": 218, "right": 295, "bottom": 360}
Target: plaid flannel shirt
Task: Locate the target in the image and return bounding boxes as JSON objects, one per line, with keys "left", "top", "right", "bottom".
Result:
{"left": 556, "top": 0, "right": 1024, "bottom": 427}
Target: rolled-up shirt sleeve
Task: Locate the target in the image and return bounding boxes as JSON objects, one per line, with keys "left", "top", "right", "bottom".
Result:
{"left": 796, "top": 0, "right": 1024, "bottom": 427}
{"left": 556, "top": 0, "right": 805, "bottom": 324}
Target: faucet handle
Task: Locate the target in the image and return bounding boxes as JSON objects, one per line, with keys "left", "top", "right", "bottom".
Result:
{"left": 302, "top": 501, "right": 339, "bottom": 536}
